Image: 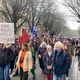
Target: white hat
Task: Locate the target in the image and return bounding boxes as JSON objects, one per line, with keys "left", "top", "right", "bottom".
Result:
{"left": 46, "top": 45, "right": 52, "bottom": 50}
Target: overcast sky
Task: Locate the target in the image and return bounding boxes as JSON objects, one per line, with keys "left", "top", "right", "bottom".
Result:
{"left": 56, "top": 0, "right": 80, "bottom": 30}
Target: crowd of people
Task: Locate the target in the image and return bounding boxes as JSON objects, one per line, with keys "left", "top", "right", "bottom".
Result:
{"left": 0, "top": 32, "right": 80, "bottom": 80}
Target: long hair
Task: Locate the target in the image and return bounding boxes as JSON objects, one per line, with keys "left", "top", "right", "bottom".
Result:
{"left": 23, "top": 43, "right": 29, "bottom": 51}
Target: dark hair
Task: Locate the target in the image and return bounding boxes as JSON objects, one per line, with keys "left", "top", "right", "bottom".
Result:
{"left": 23, "top": 43, "right": 29, "bottom": 51}
{"left": 78, "top": 49, "right": 80, "bottom": 54}
{"left": 0, "top": 44, "right": 4, "bottom": 48}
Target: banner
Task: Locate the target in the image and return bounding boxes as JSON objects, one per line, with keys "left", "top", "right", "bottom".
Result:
{"left": 18, "top": 31, "right": 30, "bottom": 45}
{"left": 0, "top": 23, "right": 15, "bottom": 43}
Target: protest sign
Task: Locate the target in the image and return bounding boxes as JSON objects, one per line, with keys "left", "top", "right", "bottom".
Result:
{"left": 0, "top": 23, "right": 15, "bottom": 43}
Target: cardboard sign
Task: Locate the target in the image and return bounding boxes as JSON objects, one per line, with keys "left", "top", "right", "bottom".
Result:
{"left": 0, "top": 23, "right": 15, "bottom": 43}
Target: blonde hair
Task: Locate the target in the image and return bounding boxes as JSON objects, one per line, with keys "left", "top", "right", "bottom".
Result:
{"left": 40, "top": 41, "right": 46, "bottom": 47}
{"left": 54, "top": 41, "right": 64, "bottom": 49}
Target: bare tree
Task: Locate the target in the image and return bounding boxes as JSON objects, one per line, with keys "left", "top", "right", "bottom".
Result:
{"left": 64, "top": 0, "right": 80, "bottom": 22}
{"left": 0, "top": 0, "right": 69, "bottom": 35}
{"left": 0, "top": 0, "right": 33, "bottom": 34}
{"left": 0, "top": 0, "right": 53, "bottom": 34}
{"left": 26, "top": 0, "right": 53, "bottom": 30}
{"left": 42, "top": 10, "right": 67, "bottom": 35}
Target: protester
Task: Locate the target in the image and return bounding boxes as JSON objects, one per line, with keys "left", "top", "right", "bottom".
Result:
{"left": 11, "top": 42, "right": 21, "bottom": 76}
{"left": 63, "top": 44, "right": 72, "bottom": 77}
{"left": 53, "top": 41, "right": 71, "bottom": 80}
{"left": 1, "top": 31, "right": 78, "bottom": 80}
{"left": 16, "top": 43, "right": 33, "bottom": 80}
{"left": 75, "top": 48, "right": 80, "bottom": 70}
{"left": 29, "top": 43, "right": 36, "bottom": 80}
{"left": 43, "top": 45, "right": 54, "bottom": 80}
{"left": 0, "top": 44, "right": 13, "bottom": 80}
{"left": 38, "top": 41, "right": 47, "bottom": 73}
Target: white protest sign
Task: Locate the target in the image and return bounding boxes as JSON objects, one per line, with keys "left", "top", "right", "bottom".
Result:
{"left": 0, "top": 23, "right": 15, "bottom": 43}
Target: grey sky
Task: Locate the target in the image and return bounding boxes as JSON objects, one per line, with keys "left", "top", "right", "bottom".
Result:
{"left": 56, "top": 0, "right": 80, "bottom": 30}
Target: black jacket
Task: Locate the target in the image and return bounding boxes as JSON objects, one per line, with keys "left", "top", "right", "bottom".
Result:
{"left": 43, "top": 52, "right": 54, "bottom": 74}
{"left": 0, "top": 47, "right": 13, "bottom": 66}
{"left": 53, "top": 50, "right": 71, "bottom": 76}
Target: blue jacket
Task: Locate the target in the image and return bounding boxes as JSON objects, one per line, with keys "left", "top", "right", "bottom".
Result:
{"left": 53, "top": 49, "right": 71, "bottom": 76}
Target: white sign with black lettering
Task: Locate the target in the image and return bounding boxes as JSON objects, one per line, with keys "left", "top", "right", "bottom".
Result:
{"left": 0, "top": 23, "right": 15, "bottom": 43}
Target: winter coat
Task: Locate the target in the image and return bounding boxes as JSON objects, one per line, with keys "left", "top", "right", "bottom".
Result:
{"left": 16, "top": 50, "right": 33, "bottom": 72}
{"left": 31, "top": 47, "right": 36, "bottom": 64}
{"left": 0, "top": 47, "right": 13, "bottom": 66}
{"left": 23, "top": 51, "right": 33, "bottom": 72}
{"left": 38, "top": 47, "right": 47, "bottom": 58}
{"left": 43, "top": 52, "right": 54, "bottom": 74}
{"left": 53, "top": 49, "right": 71, "bottom": 76}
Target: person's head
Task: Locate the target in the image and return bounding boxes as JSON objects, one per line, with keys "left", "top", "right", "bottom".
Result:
{"left": 27, "top": 43, "right": 33, "bottom": 50}
{"left": 63, "top": 44, "right": 68, "bottom": 50}
{"left": 54, "top": 41, "right": 64, "bottom": 52}
{"left": 21, "top": 43, "right": 29, "bottom": 51}
{"left": 47, "top": 45, "right": 52, "bottom": 53}
{"left": 40, "top": 41, "right": 46, "bottom": 47}
{"left": 29, "top": 43, "right": 33, "bottom": 49}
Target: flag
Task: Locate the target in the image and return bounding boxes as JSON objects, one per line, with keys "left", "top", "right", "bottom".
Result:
{"left": 18, "top": 31, "right": 30, "bottom": 45}
{"left": 31, "top": 24, "right": 37, "bottom": 37}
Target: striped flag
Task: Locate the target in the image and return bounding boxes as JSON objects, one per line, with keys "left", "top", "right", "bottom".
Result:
{"left": 31, "top": 24, "right": 37, "bottom": 37}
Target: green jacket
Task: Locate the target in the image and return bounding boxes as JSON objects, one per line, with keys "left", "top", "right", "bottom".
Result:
{"left": 31, "top": 47, "right": 36, "bottom": 64}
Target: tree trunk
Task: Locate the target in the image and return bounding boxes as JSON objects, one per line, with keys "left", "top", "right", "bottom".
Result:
{"left": 14, "top": 22, "right": 17, "bottom": 34}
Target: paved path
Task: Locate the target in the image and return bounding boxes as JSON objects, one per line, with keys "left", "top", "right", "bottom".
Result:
{"left": 68, "top": 57, "right": 78, "bottom": 80}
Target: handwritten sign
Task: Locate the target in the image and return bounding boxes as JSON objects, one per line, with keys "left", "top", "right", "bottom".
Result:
{"left": 0, "top": 23, "right": 15, "bottom": 43}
